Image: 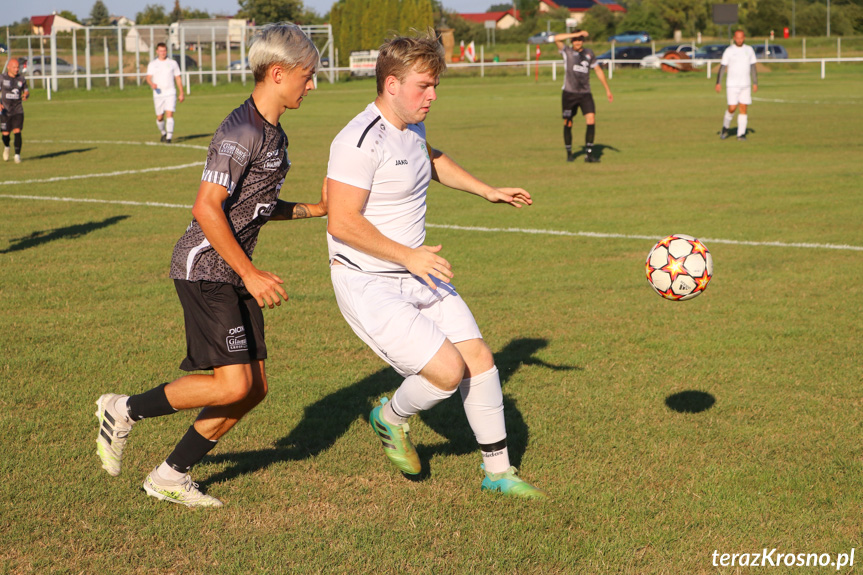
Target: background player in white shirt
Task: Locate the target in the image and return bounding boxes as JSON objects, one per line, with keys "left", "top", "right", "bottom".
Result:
{"left": 326, "top": 34, "right": 545, "bottom": 499}
{"left": 715, "top": 30, "right": 758, "bottom": 141}
{"left": 146, "top": 43, "right": 184, "bottom": 143}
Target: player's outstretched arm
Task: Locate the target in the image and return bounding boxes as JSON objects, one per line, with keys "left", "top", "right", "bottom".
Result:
{"left": 553, "top": 31, "right": 589, "bottom": 50}
{"left": 429, "top": 146, "right": 532, "bottom": 208}
{"left": 191, "top": 181, "right": 288, "bottom": 308}
{"left": 269, "top": 178, "right": 328, "bottom": 220}
{"left": 327, "top": 178, "right": 453, "bottom": 288}
{"left": 593, "top": 65, "right": 613, "bottom": 102}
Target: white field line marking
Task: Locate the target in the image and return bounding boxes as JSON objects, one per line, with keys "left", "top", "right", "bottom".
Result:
{"left": 0, "top": 162, "right": 202, "bottom": 186}
{"left": 29, "top": 139, "right": 209, "bottom": 151}
{"left": 0, "top": 194, "right": 860, "bottom": 252}
{"left": 753, "top": 97, "right": 861, "bottom": 105}
{"left": 0, "top": 139, "right": 205, "bottom": 186}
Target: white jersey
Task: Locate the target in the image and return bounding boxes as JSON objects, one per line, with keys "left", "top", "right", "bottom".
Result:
{"left": 326, "top": 102, "right": 433, "bottom": 274}
{"left": 720, "top": 44, "right": 757, "bottom": 87}
{"left": 146, "top": 57, "right": 181, "bottom": 96}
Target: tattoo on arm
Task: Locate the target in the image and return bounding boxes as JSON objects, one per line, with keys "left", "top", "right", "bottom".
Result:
{"left": 292, "top": 203, "right": 311, "bottom": 219}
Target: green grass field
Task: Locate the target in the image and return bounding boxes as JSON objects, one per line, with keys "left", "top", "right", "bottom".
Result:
{"left": 2, "top": 64, "right": 863, "bottom": 574}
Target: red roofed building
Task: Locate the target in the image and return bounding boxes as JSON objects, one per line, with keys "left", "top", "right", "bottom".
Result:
{"left": 539, "top": 0, "right": 626, "bottom": 26}
{"left": 458, "top": 9, "right": 522, "bottom": 29}
{"left": 30, "top": 14, "right": 85, "bottom": 35}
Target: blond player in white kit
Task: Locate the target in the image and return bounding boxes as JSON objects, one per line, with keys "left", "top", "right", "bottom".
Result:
{"left": 326, "top": 33, "right": 545, "bottom": 499}
{"left": 146, "top": 42, "right": 184, "bottom": 143}
{"left": 715, "top": 30, "right": 758, "bottom": 141}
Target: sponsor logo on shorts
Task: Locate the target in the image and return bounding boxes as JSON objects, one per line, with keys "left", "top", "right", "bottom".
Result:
{"left": 218, "top": 140, "right": 250, "bottom": 166}
{"left": 226, "top": 325, "right": 248, "bottom": 353}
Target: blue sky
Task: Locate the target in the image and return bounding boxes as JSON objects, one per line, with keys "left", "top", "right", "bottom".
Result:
{"left": 2, "top": 0, "right": 507, "bottom": 27}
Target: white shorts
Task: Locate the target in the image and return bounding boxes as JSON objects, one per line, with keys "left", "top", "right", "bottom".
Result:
{"left": 726, "top": 86, "right": 752, "bottom": 106}
{"left": 153, "top": 93, "right": 177, "bottom": 115}
{"left": 330, "top": 266, "right": 483, "bottom": 377}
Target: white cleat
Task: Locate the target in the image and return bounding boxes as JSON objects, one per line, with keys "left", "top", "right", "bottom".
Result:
{"left": 143, "top": 468, "right": 223, "bottom": 508}
{"left": 2, "top": 147, "right": 8, "bottom": 161}
{"left": 95, "top": 393, "right": 133, "bottom": 477}
{"left": 13, "top": 154, "right": 21, "bottom": 164}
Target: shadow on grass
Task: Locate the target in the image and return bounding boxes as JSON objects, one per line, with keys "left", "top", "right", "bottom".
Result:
{"left": 172, "top": 133, "right": 212, "bottom": 143}
{"left": 665, "top": 390, "right": 715, "bottom": 413}
{"left": 569, "top": 143, "right": 620, "bottom": 162}
{"left": 26, "top": 147, "right": 96, "bottom": 161}
{"left": 201, "top": 337, "right": 580, "bottom": 487}
{"left": 718, "top": 126, "right": 756, "bottom": 138}
{"left": 0, "top": 215, "right": 129, "bottom": 253}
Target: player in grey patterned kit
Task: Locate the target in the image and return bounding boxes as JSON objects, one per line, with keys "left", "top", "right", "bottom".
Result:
{"left": 1, "top": 57, "right": 29, "bottom": 164}
{"left": 94, "top": 24, "right": 327, "bottom": 507}
{"left": 553, "top": 31, "right": 613, "bottom": 163}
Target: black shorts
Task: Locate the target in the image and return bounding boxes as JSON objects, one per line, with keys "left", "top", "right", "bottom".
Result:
{"left": 0, "top": 111, "right": 24, "bottom": 132}
{"left": 562, "top": 92, "right": 595, "bottom": 120}
{"left": 174, "top": 279, "right": 267, "bottom": 371}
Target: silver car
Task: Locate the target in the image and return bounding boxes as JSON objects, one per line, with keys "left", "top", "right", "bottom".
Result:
{"left": 26, "top": 56, "right": 84, "bottom": 76}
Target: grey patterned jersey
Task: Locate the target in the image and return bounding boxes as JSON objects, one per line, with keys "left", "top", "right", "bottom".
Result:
{"left": 560, "top": 46, "right": 596, "bottom": 94}
{"left": 169, "top": 97, "right": 290, "bottom": 287}
{"left": 0, "top": 73, "right": 28, "bottom": 115}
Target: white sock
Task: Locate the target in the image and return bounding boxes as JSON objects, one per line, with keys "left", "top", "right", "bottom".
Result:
{"left": 459, "top": 366, "right": 510, "bottom": 473}
{"left": 737, "top": 114, "right": 747, "bottom": 137}
{"left": 156, "top": 119, "right": 166, "bottom": 135}
{"left": 723, "top": 111, "right": 733, "bottom": 129}
{"left": 482, "top": 445, "right": 511, "bottom": 474}
{"left": 389, "top": 374, "right": 457, "bottom": 420}
{"left": 166, "top": 118, "right": 174, "bottom": 139}
{"left": 156, "top": 461, "right": 186, "bottom": 483}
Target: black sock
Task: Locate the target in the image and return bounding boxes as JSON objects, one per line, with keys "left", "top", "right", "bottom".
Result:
{"left": 563, "top": 125, "right": 572, "bottom": 151}
{"left": 166, "top": 426, "right": 217, "bottom": 473}
{"left": 585, "top": 125, "right": 595, "bottom": 151}
{"left": 479, "top": 438, "right": 508, "bottom": 453}
{"left": 2, "top": 134, "right": 9, "bottom": 148}
{"left": 13, "top": 133, "right": 21, "bottom": 154}
{"left": 127, "top": 382, "right": 177, "bottom": 421}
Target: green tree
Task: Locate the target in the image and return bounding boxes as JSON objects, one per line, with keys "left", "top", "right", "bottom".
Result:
{"left": 90, "top": 0, "right": 111, "bottom": 26}
{"left": 182, "top": 7, "right": 211, "bottom": 19}
{"left": 170, "top": 0, "right": 183, "bottom": 22}
{"left": 616, "top": 2, "right": 669, "bottom": 39}
{"left": 237, "top": 0, "right": 305, "bottom": 24}
{"left": 746, "top": 0, "right": 789, "bottom": 36}
{"left": 581, "top": 4, "right": 618, "bottom": 40}
{"left": 58, "top": 10, "right": 81, "bottom": 23}
{"left": 136, "top": 4, "right": 170, "bottom": 25}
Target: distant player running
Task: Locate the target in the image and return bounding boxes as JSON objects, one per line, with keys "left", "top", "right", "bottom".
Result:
{"left": 716, "top": 29, "right": 757, "bottom": 141}
{"left": 553, "top": 30, "right": 613, "bottom": 163}
{"left": 1, "top": 57, "right": 29, "bottom": 164}
{"left": 146, "top": 43, "right": 184, "bottom": 143}
{"left": 95, "top": 24, "right": 326, "bottom": 508}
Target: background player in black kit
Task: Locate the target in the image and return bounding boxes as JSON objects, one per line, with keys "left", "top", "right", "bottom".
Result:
{"left": 94, "top": 23, "right": 327, "bottom": 507}
{"left": 553, "top": 31, "right": 613, "bottom": 163}
{"left": 1, "top": 57, "right": 29, "bottom": 164}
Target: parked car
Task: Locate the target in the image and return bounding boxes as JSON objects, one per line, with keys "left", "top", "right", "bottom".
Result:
{"left": 171, "top": 54, "right": 198, "bottom": 69}
{"left": 596, "top": 45, "right": 653, "bottom": 67}
{"left": 608, "top": 31, "right": 650, "bottom": 44}
{"left": 640, "top": 44, "right": 697, "bottom": 69}
{"left": 229, "top": 58, "right": 250, "bottom": 70}
{"left": 695, "top": 43, "right": 729, "bottom": 60}
{"left": 0, "top": 43, "right": 7, "bottom": 54}
{"left": 26, "top": 56, "right": 84, "bottom": 75}
{"left": 754, "top": 44, "right": 788, "bottom": 59}
{"left": 528, "top": 31, "right": 556, "bottom": 45}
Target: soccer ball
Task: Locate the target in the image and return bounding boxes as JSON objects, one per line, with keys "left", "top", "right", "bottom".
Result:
{"left": 645, "top": 234, "right": 713, "bottom": 301}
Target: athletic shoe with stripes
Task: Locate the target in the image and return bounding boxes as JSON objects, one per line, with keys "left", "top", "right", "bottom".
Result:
{"left": 142, "top": 468, "right": 223, "bottom": 508}
{"left": 95, "top": 393, "right": 133, "bottom": 477}
{"left": 369, "top": 397, "right": 421, "bottom": 475}
{"left": 481, "top": 465, "right": 547, "bottom": 499}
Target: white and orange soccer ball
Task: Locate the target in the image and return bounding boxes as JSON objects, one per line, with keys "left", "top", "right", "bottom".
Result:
{"left": 645, "top": 234, "right": 713, "bottom": 301}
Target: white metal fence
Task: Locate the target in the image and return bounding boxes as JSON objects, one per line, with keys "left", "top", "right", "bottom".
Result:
{"left": 3, "top": 23, "right": 335, "bottom": 97}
